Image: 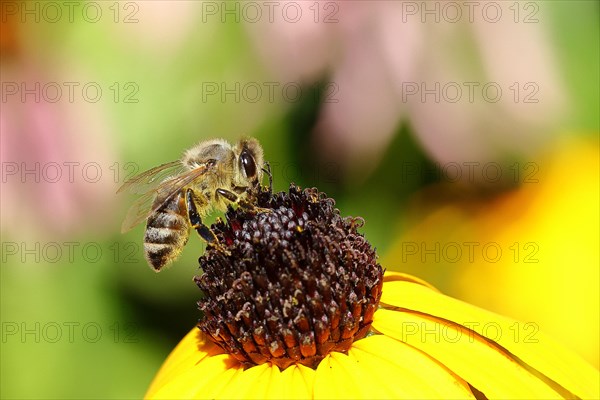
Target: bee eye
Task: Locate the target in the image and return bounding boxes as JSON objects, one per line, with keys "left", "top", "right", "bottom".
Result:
{"left": 240, "top": 151, "right": 257, "bottom": 179}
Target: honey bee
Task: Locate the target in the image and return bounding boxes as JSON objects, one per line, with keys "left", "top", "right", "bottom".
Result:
{"left": 117, "top": 138, "right": 270, "bottom": 271}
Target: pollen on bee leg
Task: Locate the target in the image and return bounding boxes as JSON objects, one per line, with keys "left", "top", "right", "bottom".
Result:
{"left": 196, "top": 184, "right": 383, "bottom": 370}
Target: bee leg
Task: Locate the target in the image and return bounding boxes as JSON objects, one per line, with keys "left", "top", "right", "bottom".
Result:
{"left": 262, "top": 161, "right": 273, "bottom": 193}
{"left": 186, "top": 189, "right": 231, "bottom": 254}
{"left": 215, "top": 188, "right": 239, "bottom": 203}
{"left": 185, "top": 189, "right": 228, "bottom": 251}
{"left": 216, "top": 188, "right": 272, "bottom": 214}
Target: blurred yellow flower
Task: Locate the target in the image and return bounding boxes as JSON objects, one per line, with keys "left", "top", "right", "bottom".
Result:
{"left": 146, "top": 271, "right": 598, "bottom": 399}
{"left": 384, "top": 137, "right": 599, "bottom": 368}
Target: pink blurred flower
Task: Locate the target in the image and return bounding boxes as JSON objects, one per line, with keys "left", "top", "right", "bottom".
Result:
{"left": 1, "top": 61, "right": 118, "bottom": 240}
{"left": 245, "top": 1, "right": 568, "bottom": 182}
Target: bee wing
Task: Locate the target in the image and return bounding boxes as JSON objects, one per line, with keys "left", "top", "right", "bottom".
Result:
{"left": 117, "top": 161, "right": 183, "bottom": 195}
{"left": 120, "top": 165, "right": 210, "bottom": 233}
{"left": 120, "top": 190, "right": 160, "bottom": 233}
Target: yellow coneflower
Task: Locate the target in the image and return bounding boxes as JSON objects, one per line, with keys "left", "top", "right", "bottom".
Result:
{"left": 145, "top": 185, "right": 598, "bottom": 399}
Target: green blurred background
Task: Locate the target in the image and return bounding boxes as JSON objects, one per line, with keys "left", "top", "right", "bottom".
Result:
{"left": 1, "top": 1, "right": 598, "bottom": 398}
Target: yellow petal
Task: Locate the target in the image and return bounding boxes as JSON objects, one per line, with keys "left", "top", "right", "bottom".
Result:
{"left": 278, "top": 364, "right": 316, "bottom": 399}
{"left": 384, "top": 270, "right": 441, "bottom": 292}
{"left": 216, "top": 363, "right": 272, "bottom": 399}
{"left": 214, "top": 361, "right": 317, "bottom": 399}
{"left": 149, "top": 354, "right": 237, "bottom": 399}
{"left": 313, "top": 354, "right": 360, "bottom": 399}
{"left": 377, "top": 280, "right": 599, "bottom": 399}
{"left": 313, "top": 335, "right": 474, "bottom": 399}
{"left": 262, "top": 364, "right": 285, "bottom": 399}
{"left": 145, "top": 329, "right": 229, "bottom": 398}
{"left": 350, "top": 335, "right": 475, "bottom": 399}
{"left": 374, "top": 308, "right": 562, "bottom": 399}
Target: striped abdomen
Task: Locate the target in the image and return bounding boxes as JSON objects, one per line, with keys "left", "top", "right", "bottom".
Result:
{"left": 144, "top": 191, "right": 190, "bottom": 271}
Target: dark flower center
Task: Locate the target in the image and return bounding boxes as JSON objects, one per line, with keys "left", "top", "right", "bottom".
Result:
{"left": 195, "top": 184, "right": 384, "bottom": 370}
